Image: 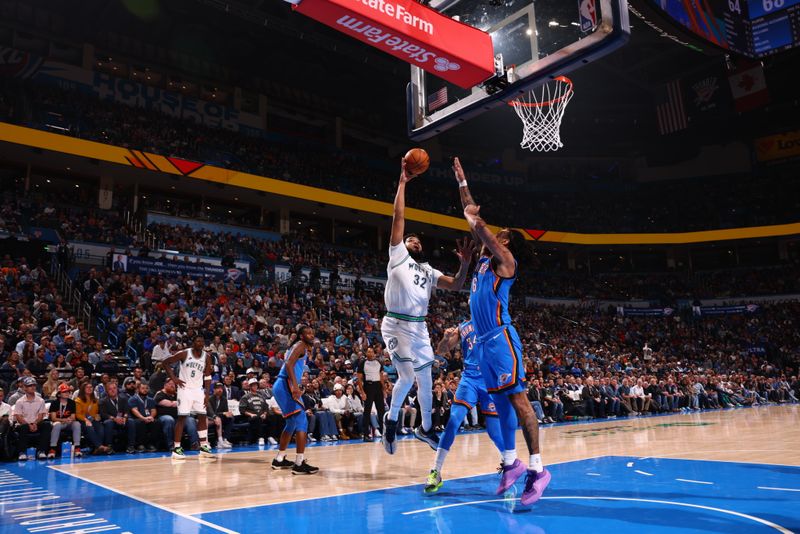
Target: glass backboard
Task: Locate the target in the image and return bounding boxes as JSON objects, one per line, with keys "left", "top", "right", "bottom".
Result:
{"left": 407, "top": 0, "right": 630, "bottom": 140}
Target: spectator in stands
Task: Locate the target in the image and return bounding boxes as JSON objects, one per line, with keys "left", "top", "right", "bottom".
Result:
{"left": 221, "top": 374, "right": 242, "bottom": 401}
{"left": 42, "top": 369, "right": 62, "bottom": 399}
{"left": 154, "top": 378, "right": 198, "bottom": 450}
{"left": 47, "top": 383, "right": 82, "bottom": 458}
{"left": 75, "top": 381, "right": 109, "bottom": 454}
{"left": 12, "top": 377, "right": 50, "bottom": 461}
{"left": 582, "top": 376, "right": 605, "bottom": 419}
{"left": 1, "top": 351, "right": 25, "bottom": 381}
{"left": 128, "top": 382, "right": 158, "bottom": 452}
{"left": 239, "top": 378, "right": 268, "bottom": 445}
{"left": 99, "top": 382, "right": 136, "bottom": 454}
{"left": 95, "top": 350, "right": 120, "bottom": 376}
{"left": 207, "top": 382, "right": 233, "bottom": 449}
{"left": 0, "top": 387, "right": 10, "bottom": 448}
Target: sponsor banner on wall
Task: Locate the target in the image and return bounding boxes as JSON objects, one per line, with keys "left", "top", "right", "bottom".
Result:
{"left": 48, "top": 241, "right": 250, "bottom": 272}
{"left": 699, "top": 304, "right": 759, "bottom": 316}
{"left": 275, "top": 265, "right": 386, "bottom": 292}
{"left": 123, "top": 255, "right": 246, "bottom": 281}
{"left": 755, "top": 130, "right": 800, "bottom": 162}
{"left": 0, "top": 46, "right": 263, "bottom": 134}
{"left": 622, "top": 307, "right": 674, "bottom": 317}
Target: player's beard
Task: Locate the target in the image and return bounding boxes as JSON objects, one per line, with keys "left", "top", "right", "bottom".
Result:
{"left": 408, "top": 248, "right": 427, "bottom": 263}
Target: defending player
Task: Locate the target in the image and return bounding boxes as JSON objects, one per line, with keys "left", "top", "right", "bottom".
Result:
{"left": 452, "top": 157, "right": 551, "bottom": 505}
{"left": 381, "top": 159, "right": 474, "bottom": 455}
{"left": 162, "top": 335, "right": 215, "bottom": 460}
{"left": 424, "top": 321, "right": 510, "bottom": 494}
{"left": 271, "top": 325, "right": 319, "bottom": 475}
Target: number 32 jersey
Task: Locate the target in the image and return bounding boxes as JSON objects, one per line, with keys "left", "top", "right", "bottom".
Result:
{"left": 384, "top": 242, "right": 444, "bottom": 317}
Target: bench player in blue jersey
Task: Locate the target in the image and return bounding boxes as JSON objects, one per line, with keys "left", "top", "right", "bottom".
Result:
{"left": 423, "top": 321, "right": 511, "bottom": 494}
{"left": 451, "top": 157, "right": 551, "bottom": 505}
{"left": 271, "top": 325, "right": 319, "bottom": 475}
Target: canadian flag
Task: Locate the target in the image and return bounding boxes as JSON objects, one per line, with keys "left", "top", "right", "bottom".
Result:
{"left": 728, "top": 62, "right": 769, "bottom": 112}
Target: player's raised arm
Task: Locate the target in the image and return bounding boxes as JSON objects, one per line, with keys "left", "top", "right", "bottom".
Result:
{"left": 463, "top": 205, "right": 516, "bottom": 279}
{"left": 390, "top": 160, "right": 415, "bottom": 247}
{"left": 436, "top": 237, "right": 475, "bottom": 291}
{"left": 162, "top": 349, "right": 189, "bottom": 388}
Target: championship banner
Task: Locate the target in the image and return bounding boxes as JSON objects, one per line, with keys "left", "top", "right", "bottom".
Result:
{"left": 120, "top": 255, "right": 247, "bottom": 282}
{"left": 290, "top": 0, "right": 495, "bottom": 88}
{"left": 755, "top": 130, "right": 800, "bottom": 163}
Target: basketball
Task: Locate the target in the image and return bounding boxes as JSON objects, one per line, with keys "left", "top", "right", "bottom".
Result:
{"left": 404, "top": 148, "right": 430, "bottom": 176}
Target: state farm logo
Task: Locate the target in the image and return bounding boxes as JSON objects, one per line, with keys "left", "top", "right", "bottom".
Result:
{"left": 434, "top": 57, "right": 460, "bottom": 72}
{"left": 353, "top": 0, "right": 434, "bottom": 35}
{"left": 336, "top": 15, "right": 458, "bottom": 69}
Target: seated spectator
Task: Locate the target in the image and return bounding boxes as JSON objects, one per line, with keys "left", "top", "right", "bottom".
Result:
{"left": 239, "top": 378, "right": 268, "bottom": 445}
{"left": 128, "top": 382, "right": 158, "bottom": 452}
{"left": 154, "top": 379, "right": 199, "bottom": 450}
{"left": 74, "top": 381, "right": 109, "bottom": 454}
{"left": 42, "top": 369, "right": 61, "bottom": 399}
{"left": 0, "top": 387, "right": 11, "bottom": 454}
{"left": 12, "top": 377, "right": 51, "bottom": 461}
{"left": 582, "top": 377, "right": 605, "bottom": 419}
{"left": 47, "top": 383, "right": 82, "bottom": 458}
{"left": 99, "top": 382, "right": 136, "bottom": 454}
{"left": 207, "top": 382, "right": 233, "bottom": 449}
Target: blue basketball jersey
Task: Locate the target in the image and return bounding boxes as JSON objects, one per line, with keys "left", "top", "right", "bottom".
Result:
{"left": 458, "top": 320, "right": 480, "bottom": 379}
{"left": 469, "top": 256, "right": 515, "bottom": 337}
{"left": 277, "top": 341, "right": 309, "bottom": 381}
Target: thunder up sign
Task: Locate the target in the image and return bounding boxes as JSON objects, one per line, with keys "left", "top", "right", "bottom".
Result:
{"left": 291, "top": 0, "right": 495, "bottom": 88}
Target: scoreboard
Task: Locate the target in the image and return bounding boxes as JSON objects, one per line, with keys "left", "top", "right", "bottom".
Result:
{"left": 646, "top": 0, "right": 800, "bottom": 57}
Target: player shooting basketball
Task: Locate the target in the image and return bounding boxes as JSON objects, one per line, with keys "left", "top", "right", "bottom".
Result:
{"left": 380, "top": 157, "right": 474, "bottom": 455}
{"left": 452, "top": 156, "right": 551, "bottom": 505}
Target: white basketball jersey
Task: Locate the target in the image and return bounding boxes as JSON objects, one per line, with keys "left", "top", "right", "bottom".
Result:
{"left": 384, "top": 242, "right": 443, "bottom": 317}
{"left": 179, "top": 348, "right": 206, "bottom": 390}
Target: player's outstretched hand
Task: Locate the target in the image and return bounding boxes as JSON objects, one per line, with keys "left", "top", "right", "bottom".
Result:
{"left": 452, "top": 157, "right": 466, "bottom": 184}
{"left": 174, "top": 378, "right": 186, "bottom": 388}
{"left": 454, "top": 236, "right": 476, "bottom": 264}
{"left": 400, "top": 159, "right": 415, "bottom": 184}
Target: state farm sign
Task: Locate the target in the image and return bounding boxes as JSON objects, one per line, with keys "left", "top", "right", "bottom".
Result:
{"left": 291, "top": 0, "right": 495, "bottom": 89}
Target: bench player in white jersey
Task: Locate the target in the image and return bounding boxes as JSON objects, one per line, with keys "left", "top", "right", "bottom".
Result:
{"left": 381, "top": 159, "right": 473, "bottom": 454}
{"left": 162, "top": 335, "right": 215, "bottom": 460}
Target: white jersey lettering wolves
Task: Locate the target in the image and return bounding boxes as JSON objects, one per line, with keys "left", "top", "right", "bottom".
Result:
{"left": 384, "top": 242, "right": 444, "bottom": 318}
{"left": 179, "top": 348, "right": 206, "bottom": 390}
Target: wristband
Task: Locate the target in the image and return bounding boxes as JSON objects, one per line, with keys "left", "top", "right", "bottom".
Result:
{"left": 459, "top": 181, "right": 468, "bottom": 188}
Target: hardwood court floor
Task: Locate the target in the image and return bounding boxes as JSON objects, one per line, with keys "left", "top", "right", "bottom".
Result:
{"left": 52, "top": 404, "right": 800, "bottom": 516}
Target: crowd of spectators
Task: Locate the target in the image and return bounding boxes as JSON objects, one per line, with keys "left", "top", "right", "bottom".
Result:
{"left": 2, "top": 79, "right": 799, "bottom": 233}
{"left": 0, "top": 242, "right": 798, "bottom": 462}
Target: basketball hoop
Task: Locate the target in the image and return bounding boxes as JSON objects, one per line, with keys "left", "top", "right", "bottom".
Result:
{"left": 509, "top": 76, "right": 574, "bottom": 152}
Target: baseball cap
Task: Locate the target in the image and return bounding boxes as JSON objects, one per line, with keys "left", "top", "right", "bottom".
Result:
{"left": 123, "top": 377, "right": 136, "bottom": 386}
{"left": 247, "top": 378, "right": 258, "bottom": 386}
{"left": 213, "top": 382, "right": 224, "bottom": 389}
{"left": 333, "top": 383, "right": 343, "bottom": 391}
{"left": 58, "top": 383, "right": 71, "bottom": 393}
{"left": 22, "top": 376, "right": 37, "bottom": 386}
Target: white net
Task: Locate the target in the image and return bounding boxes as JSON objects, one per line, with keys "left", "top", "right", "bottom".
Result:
{"left": 509, "top": 76, "right": 574, "bottom": 152}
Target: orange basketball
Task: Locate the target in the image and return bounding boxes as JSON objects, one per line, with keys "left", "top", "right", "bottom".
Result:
{"left": 404, "top": 148, "right": 430, "bottom": 176}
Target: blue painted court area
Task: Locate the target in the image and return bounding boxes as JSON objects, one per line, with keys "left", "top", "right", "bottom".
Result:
{"left": 0, "top": 455, "right": 798, "bottom": 533}
{"left": 0, "top": 462, "right": 222, "bottom": 534}
{"left": 199, "top": 456, "right": 800, "bottom": 534}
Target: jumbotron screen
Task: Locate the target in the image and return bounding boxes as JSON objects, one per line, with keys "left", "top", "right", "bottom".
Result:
{"left": 648, "top": 0, "right": 800, "bottom": 57}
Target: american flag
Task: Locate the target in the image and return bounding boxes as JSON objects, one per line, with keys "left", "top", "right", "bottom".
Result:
{"left": 427, "top": 86, "right": 448, "bottom": 112}
{"left": 655, "top": 80, "right": 688, "bottom": 135}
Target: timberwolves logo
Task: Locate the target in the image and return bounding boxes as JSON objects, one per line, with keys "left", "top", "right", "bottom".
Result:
{"left": 387, "top": 337, "right": 398, "bottom": 351}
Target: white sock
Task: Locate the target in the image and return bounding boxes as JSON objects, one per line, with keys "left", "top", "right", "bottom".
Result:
{"left": 415, "top": 368, "right": 433, "bottom": 431}
{"left": 502, "top": 450, "right": 517, "bottom": 466}
{"left": 434, "top": 448, "right": 449, "bottom": 473}
{"left": 198, "top": 430, "right": 208, "bottom": 443}
{"left": 529, "top": 453, "right": 543, "bottom": 473}
{"left": 173, "top": 442, "right": 181, "bottom": 449}
{"left": 276, "top": 452, "right": 286, "bottom": 462}
{"left": 295, "top": 453, "right": 304, "bottom": 465}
